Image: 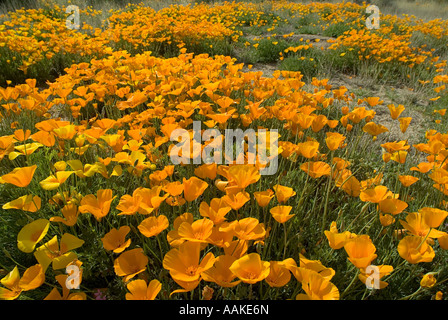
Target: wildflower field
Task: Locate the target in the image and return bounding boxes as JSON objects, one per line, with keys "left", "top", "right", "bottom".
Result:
{"left": 1, "top": 0, "right": 448, "bottom": 302}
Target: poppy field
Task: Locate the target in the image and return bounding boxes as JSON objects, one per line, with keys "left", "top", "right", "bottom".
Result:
{"left": 0, "top": 0, "right": 448, "bottom": 301}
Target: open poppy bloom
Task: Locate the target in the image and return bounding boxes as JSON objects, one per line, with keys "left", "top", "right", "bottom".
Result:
{"left": 360, "top": 185, "right": 393, "bottom": 203}
{"left": 39, "top": 171, "right": 74, "bottom": 190}
{"left": 229, "top": 253, "right": 270, "bottom": 284}
{"left": 79, "top": 189, "right": 115, "bottom": 221}
{"left": 295, "top": 269, "right": 340, "bottom": 300}
{"left": 325, "top": 132, "right": 346, "bottom": 151}
{"left": 114, "top": 248, "right": 149, "bottom": 282}
{"left": 194, "top": 163, "right": 217, "bottom": 180}
{"left": 8, "top": 142, "right": 43, "bottom": 161}
{"left": 226, "top": 164, "right": 261, "bottom": 191}
{"left": 296, "top": 140, "right": 319, "bottom": 159}
{"left": 397, "top": 235, "right": 435, "bottom": 264}
{"left": 324, "top": 221, "right": 356, "bottom": 250}
{"left": 253, "top": 189, "right": 274, "bottom": 208}
{"left": 17, "top": 219, "right": 50, "bottom": 253}
{"left": 0, "top": 264, "right": 45, "bottom": 300}
{"left": 343, "top": 235, "right": 377, "bottom": 269}
{"left": 270, "top": 205, "right": 295, "bottom": 223}
{"left": 163, "top": 241, "right": 216, "bottom": 294}
{"left": 138, "top": 215, "right": 169, "bottom": 238}
{"left": 222, "top": 191, "right": 250, "bottom": 211}
{"left": 390, "top": 151, "right": 407, "bottom": 164}
{"left": 101, "top": 226, "right": 132, "bottom": 253}
{"left": 219, "top": 217, "right": 266, "bottom": 241}
{"left": 300, "top": 161, "right": 331, "bottom": 179}
{"left": 3, "top": 194, "right": 41, "bottom": 213}
{"left": 418, "top": 207, "right": 448, "bottom": 228}
{"left": 378, "top": 198, "right": 408, "bottom": 215}
{"left": 136, "top": 186, "right": 169, "bottom": 215}
{"left": 202, "top": 254, "right": 242, "bottom": 288}
{"left": 162, "top": 181, "right": 184, "bottom": 197}
{"left": 177, "top": 218, "right": 214, "bottom": 243}
{"left": 199, "top": 198, "right": 231, "bottom": 225}
{"left": 34, "top": 233, "right": 85, "bottom": 271}
{"left": 265, "top": 259, "right": 294, "bottom": 287}
{"left": 0, "top": 165, "right": 37, "bottom": 188}
{"left": 50, "top": 203, "right": 79, "bottom": 227}
{"left": 183, "top": 176, "right": 208, "bottom": 202}
{"left": 399, "top": 210, "right": 447, "bottom": 240}
{"left": 294, "top": 254, "right": 336, "bottom": 281}
{"left": 126, "top": 279, "right": 162, "bottom": 300}
{"left": 66, "top": 160, "right": 99, "bottom": 178}
{"left": 273, "top": 184, "right": 296, "bottom": 203}
{"left": 167, "top": 212, "right": 195, "bottom": 248}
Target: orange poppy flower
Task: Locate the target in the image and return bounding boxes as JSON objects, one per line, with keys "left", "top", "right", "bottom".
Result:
{"left": 399, "top": 117, "right": 412, "bottom": 133}
{"left": 419, "top": 207, "right": 448, "bottom": 228}
{"left": 360, "top": 185, "right": 393, "bottom": 203}
{"left": 253, "top": 189, "right": 274, "bottom": 208}
{"left": 194, "top": 163, "right": 218, "bottom": 180}
{"left": 3, "top": 194, "right": 41, "bottom": 213}
{"left": 362, "top": 122, "right": 388, "bottom": 139}
{"left": 358, "top": 265, "right": 394, "bottom": 289}
{"left": 229, "top": 253, "right": 270, "bottom": 284}
{"left": 162, "top": 181, "right": 184, "bottom": 197}
{"left": 390, "top": 151, "right": 407, "bottom": 164}
{"left": 296, "top": 140, "right": 319, "bottom": 159}
{"left": 398, "top": 175, "right": 419, "bottom": 187}
{"left": 202, "top": 254, "right": 242, "bottom": 288}
{"left": 219, "top": 217, "right": 266, "bottom": 241}
{"left": 114, "top": 248, "right": 148, "bottom": 282}
{"left": 222, "top": 191, "right": 250, "bottom": 211}
{"left": 34, "top": 233, "right": 84, "bottom": 271}
{"left": 364, "top": 97, "right": 382, "bottom": 107}
{"left": 273, "top": 184, "right": 296, "bottom": 203}
{"left": 163, "top": 241, "right": 215, "bottom": 293}
{"left": 265, "top": 259, "right": 294, "bottom": 287}
{"left": 399, "top": 211, "right": 446, "bottom": 239}
{"left": 295, "top": 269, "right": 340, "bottom": 300}
{"left": 300, "top": 161, "right": 331, "bottom": 179}
{"left": 270, "top": 205, "right": 295, "bottom": 223}
{"left": 378, "top": 198, "right": 408, "bottom": 215}
{"left": 39, "top": 171, "right": 74, "bottom": 191}
{"left": 397, "top": 235, "right": 435, "bottom": 264}
{"left": 387, "top": 104, "right": 405, "bottom": 120}
{"left": 177, "top": 218, "right": 214, "bottom": 243}
{"left": 44, "top": 272, "right": 86, "bottom": 300}
{"left": 325, "top": 132, "right": 346, "bottom": 151}
{"left": 343, "top": 235, "right": 377, "bottom": 269}
{"left": 101, "top": 226, "right": 132, "bottom": 253}
{"left": 79, "top": 189, "right": 115, "bottom": 221}
{"left": 17, "top": 219, "right": 50, "bottom": 253}
{"left": 138, "top": 215, "right": 169, "bottom": 238}
{"left": 0, "top": 165, "right": 37, "bottom": 188}
{"left": 183, "top": 176, "right": 208, "bottom": 202}
{"left": 226, "top": 164, "right": 261, "bottom": 190}
{"left": 50, "top": 203, "right": 79, "bottom": 226}
{"left": 126, "top": 279, "right": 162, "bottom": 300}
{"left": 0, "top": 265, "right": 45, "bottom": 300}
{"left": 324, "top": 221, "right": 356, "bottom": 250}
{"left": 199, "top": 198, "right": 231, "bottom": 225}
